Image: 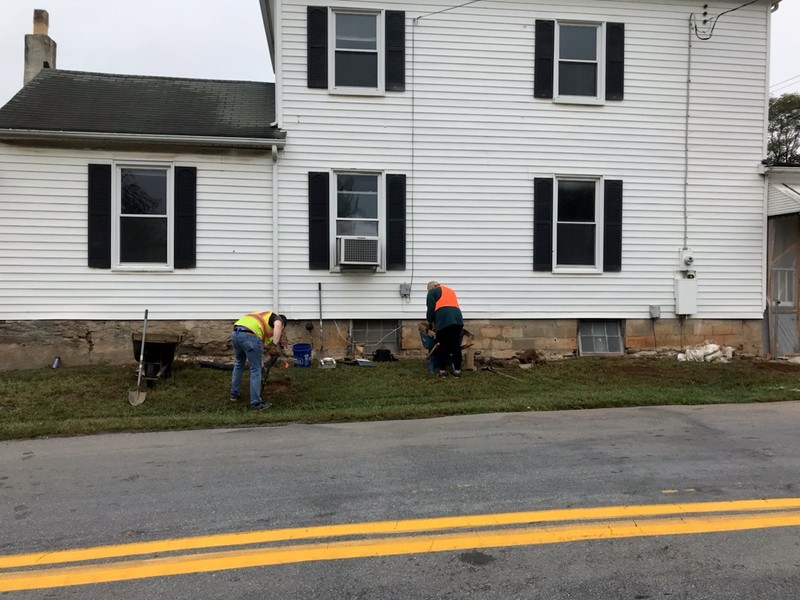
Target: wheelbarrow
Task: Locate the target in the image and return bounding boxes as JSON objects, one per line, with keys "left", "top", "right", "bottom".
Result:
{"left": 131, "top": 333, "right": 182, "bottom": 388}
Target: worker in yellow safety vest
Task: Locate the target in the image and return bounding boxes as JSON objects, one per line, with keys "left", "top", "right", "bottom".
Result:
{"left": 230, "top": 311, "right": 287, "bottom": 410}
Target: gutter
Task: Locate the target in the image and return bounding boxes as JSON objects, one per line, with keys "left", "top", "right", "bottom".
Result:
{"left": 0, "top": 129, "right": 286, "bottom": 150}
{"left": 761, "top": 165, "right": 800, "bottom": 175}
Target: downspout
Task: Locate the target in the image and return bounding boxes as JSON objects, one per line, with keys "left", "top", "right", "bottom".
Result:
{"left": 683, "top": 16, "right": 693, "bottom": 250}
{"left": 272, "top": 144, "right": 280, "bottom": 310}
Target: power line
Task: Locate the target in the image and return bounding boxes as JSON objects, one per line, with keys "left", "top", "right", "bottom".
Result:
{"left": 771, "top": 81, "right": 800, "bottom": 95}
{"left": 770, "top": 73, "right": 800, "bottom": 90}
{"left": 416, "top": 0, "right": 488, "bottom": 21}
{"left": 692, "top": 0, "right": 759, "bottom": 40}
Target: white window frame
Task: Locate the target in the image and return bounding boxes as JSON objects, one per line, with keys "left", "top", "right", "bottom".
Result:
{"left": 328, "top": 8, "right": 385, "bottom": 96}
{"left": 330, "top": 170, "right": 386, "bottom": 272}
{"left": 111, "top": 161, "right": 174, "bottom": 272}
{"left": 554, "top": 21, "right": 605, "bottom": 105}
{"left": 553, "top": 175, "right": 604, "bottom": 274}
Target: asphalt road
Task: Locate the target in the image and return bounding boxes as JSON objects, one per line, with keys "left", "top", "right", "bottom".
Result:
{"left": 2, "top": 401, "right": 800, "bottom": 598}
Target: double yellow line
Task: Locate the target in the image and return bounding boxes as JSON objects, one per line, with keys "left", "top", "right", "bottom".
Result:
{"left": 3, "top": 498, "right": 800, "bottom": 592}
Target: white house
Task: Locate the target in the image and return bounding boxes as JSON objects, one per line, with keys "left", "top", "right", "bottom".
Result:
{"left": 0, "top": 1, "right": 785, "bottom": 368}
{"left": 252, "top": 0, "right": 780, "bottom": 357}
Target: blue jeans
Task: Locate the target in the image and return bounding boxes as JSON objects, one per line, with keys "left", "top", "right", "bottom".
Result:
{"left": 231, "top": 331, "right": 263, "bottom": 406}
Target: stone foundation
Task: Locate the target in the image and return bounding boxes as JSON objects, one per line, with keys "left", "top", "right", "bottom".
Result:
{"left": 0, "top": 317, "right": 764, "bottom": 371}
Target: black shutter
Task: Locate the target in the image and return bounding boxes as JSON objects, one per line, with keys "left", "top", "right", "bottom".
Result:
{"left": 385, "top": 11, "right": 406, "bottom": 92}
{"left": 87, "top": 164, "right": 111, "bottom": 269}
{"left": 309, "top": 172, "right": 330, "bottom": 270}
{"left": 307, "top": 6, "right": 328, "bottom": 89}
{"left": 533, "top": 178, "right": 553, "bottom": 271}
{"left": 386, "top": 174, "right": 406, "bottom": 270}
{"left": 174, "top": 166, "right": 197, "bottom": 269}
{"left": 606, "top": 22, "right": 625, "bottom": 100}
{"left": 534, "top": 20, "right": 555, "bottom": 99}
{"left": 603, "top": 180, "right": 623, "bottom": 272}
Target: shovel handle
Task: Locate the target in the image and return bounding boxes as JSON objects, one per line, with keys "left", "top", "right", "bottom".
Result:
{"left": 136, "top": 309, "right": 149, "bottom": 389}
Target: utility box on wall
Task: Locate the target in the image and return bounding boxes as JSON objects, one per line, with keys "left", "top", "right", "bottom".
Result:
{"left": 675, "top": 278, "right": 698, "bottom": 315}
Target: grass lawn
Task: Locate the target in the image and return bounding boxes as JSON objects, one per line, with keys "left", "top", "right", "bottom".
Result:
{"left": 2, "top": 356, "right": 800, "bottom": 440}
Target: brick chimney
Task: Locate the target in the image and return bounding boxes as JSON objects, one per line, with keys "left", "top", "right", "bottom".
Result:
{"left": 24, "top": 9, "right": 57, "bottom": 85}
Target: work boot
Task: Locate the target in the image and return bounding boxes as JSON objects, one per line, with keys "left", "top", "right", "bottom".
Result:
{"left": 249, "top": 401, "right": 272, "bottom": 410}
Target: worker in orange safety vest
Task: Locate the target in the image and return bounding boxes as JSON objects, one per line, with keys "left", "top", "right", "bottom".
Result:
{"left": 426, "top": 281, "right": 464, "bottom": 378}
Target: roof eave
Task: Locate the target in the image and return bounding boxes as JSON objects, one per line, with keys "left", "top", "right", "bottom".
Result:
{"left": 258, "top": 0, "right": 276, "bottom": 73}
{"left": 0, "top": 129, "right": 286, "bottom": 149}
{"left": 763, "top": 166, "right": 800, "bottom": 174}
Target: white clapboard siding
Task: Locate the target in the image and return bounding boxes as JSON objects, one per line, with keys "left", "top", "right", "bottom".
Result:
{"left": 768, "top": 183, "right": 800, "bottom": 216}
{"left": 0, "top": 146, "right": 274, "bottom": 319}
{"left": 272, "top": 0, "right": 770, "bottom": 321}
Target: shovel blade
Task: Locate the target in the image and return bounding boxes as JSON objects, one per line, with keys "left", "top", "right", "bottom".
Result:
{"left": 128, "top": 390, "right": 147, "bottom": 406}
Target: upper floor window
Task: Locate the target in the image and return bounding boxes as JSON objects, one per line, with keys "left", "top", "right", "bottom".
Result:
{"left": 557, "top": 23, "right": 602, "bottom": 99}
{"left": 307, "top": 7, "right": 406, "bottom": 94}
{"left": 333, "top": 11, "right": 381, "bottom": 90}
{"left": 535, "top": 20, "right": 624, "bottom": 103}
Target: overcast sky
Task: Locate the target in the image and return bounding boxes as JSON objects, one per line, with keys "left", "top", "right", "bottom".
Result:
{"left": 0, "top": 0, "right": 798, "bottom": 108}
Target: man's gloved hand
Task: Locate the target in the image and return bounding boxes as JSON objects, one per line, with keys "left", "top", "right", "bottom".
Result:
{"left": 267, "top": 343, "right": 280, "bottom": 356}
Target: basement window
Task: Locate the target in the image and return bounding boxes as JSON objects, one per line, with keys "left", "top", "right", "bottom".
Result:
{"left": 351, "top": 320, "right": 400, "bottom": 355}
{"left": 578, "top": 320, "right": 623, "bottom": 355}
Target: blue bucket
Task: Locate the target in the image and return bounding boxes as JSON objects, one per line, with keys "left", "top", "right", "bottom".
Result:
{"left": 292, "top": 343, "right": 312, "bottom": 367}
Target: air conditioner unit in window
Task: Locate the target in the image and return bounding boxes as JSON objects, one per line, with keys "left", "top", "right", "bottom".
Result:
{"left": 337, "top": 236, "right": 380, "bottom": 266}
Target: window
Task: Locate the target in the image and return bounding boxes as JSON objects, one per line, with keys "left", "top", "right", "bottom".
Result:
{"left": 557, "top": 23, "right": 601, "bottom": 99}
{"left": 533, "top": 177, "right": 622, "bottom": 273}
{"left": 336, "top": 172, "right": 382, "bottom": 267}
{"left": 307, "top": 7, "right": 405, "bottom": 93}
{"left": 116, "top": 166, "right": 171, "bottom": 267}
{"left": 87, "top": 163, "right": 196, "bottom": 270}
{"left": 555, "top": 178, "right": 601, "bottom": 269}
{"left": 308, "top": 171, "right": 406, "bottom": 271}
{"left": 337, "top": 173, "right": 379, "bottom": 237}
{"left": 334, "top": 12, "right": 380, "bottom": 89}
{"left": 534, "top": 20, "right": 624, "bottom": 102}
{"left": 351, "top": 319, "right": 400, "bottom": 355}
{"left": 578, "top": 320, "right": 623, "bottom": 355}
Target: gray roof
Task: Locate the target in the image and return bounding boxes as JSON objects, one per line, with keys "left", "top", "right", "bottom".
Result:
{"left": 0, "top": 69, "right": 284, "bottom": 142}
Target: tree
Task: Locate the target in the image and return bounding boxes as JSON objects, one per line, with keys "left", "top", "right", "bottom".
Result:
{"left": 768, "top": 93, "right": 800, "bottom": 166}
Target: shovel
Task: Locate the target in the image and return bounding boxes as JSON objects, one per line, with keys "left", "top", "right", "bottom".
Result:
{"left": 128, "top": 309, "right": 149, "bottom": 406}
{"left": 260, "top": 351, "right": 280, "bottom": 397}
